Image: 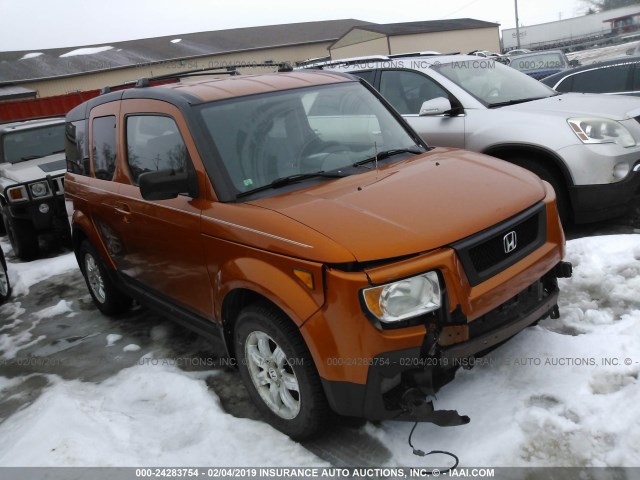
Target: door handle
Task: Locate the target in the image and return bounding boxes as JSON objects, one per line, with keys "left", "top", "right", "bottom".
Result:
{"left": 113, "top": 202, "right": 132, "bottom": 222}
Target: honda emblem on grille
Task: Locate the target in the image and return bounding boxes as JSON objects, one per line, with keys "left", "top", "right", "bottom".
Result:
{"left": 503, "top": 231, "right": 517, "bottom": 254}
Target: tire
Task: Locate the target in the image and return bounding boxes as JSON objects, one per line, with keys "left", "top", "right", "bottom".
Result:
{"left": 235, "top": 304, "right": 330, "bottom": 440}
{"left": 0, "top": 250, "right": 10, "bottom": 304}
{"left": 2, "top": 208, "right": 39, "bottom": 261}
{"left": 79, "top": 240, "right": 132, "bottom": 315}
{"left": 510, "top": 157, "right": 571, "bottom": 225}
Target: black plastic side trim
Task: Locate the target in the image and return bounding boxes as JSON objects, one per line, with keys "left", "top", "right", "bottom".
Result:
{"left": 116, "top": 273, "right": 224, "bottom": 343}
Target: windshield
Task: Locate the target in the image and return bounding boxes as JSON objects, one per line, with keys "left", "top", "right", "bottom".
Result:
{"left": 2, "top": 124, "right": 65, "bottom": 164}
{"left": 509, "top": 52, "right": 567, "bottom": 72}
{"left": 433, "top": 59, "right": 556, "bottom": 106}
{"left": 198, "top": 82, "right": 422, "bottom": 197}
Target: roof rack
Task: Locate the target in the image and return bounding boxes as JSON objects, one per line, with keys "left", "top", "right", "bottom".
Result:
{"left": 300, "top": 52, "right": 463, "bottom": 70}
{"left": 301, "top": 55, "right": 390, "bottom": 70}
{"left": 389, "top": 51, "right": 461, "bottom": 59}
{"left": 99, "top": 62, "right": 294, "bottom": 95}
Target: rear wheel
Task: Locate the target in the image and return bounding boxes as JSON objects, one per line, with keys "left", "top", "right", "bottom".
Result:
{"left": 79, "top": 240, "right": 132, "bottom": 315}
{"left": 2, "top": 207, "right": 39, "bottom": 261}
{"left": 0, "top": 250, "right": 10, "bottom": 304}
{"left": 235, "top": 304, "right": 329, "bottom": 440}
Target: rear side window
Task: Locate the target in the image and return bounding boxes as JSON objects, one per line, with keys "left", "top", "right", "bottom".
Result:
{"left": 633, "top": 64, "right": 640, "bottom": 91}
{"left": 554, "top": 75, "right": 573, "bottom": 92}
{"left": 351, "top": 70, "right": 375, "bottom": 85}
{"left": 571, "top": 65, "right": 630, "bottom": 93}
{"left": 92, "top": 116, "right": 117, "bottom": 180}
{"left": 65, "top": 120, "right": 90, "bottom": 176}
{"left": 125, "top": 115, "right": 189, "bottom": 184}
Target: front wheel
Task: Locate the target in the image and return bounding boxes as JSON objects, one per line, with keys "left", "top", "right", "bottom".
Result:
{"left": 510, "top": 157, "right": 571, "bottom": 224}
{"left": 235, "top": 304, "right": 329, "bottom": 439}
{"left": 0, "top": 250, "right": 11, "bottom": 304}
{"left": 79, "top": 240, "right": 132, "bottom": 315}
{"left": 3, "top": 208, "right": 39, "bottom": 261}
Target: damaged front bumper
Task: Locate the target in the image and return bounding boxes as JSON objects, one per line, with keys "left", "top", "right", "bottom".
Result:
{"left": 320, "top": 262, "right": 572, "bottom": 426}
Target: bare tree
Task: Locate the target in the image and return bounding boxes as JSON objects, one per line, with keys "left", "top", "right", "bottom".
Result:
{"left": 580, "top": 0, "right": 640, "bottom": 12}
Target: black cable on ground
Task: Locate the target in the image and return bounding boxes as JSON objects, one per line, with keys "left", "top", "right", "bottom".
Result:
{"left": 407, "top": 421, "right": 459, "bottom": 475}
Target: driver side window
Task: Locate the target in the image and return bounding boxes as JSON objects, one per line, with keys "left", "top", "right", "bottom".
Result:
{"left": 125, "top": 115, "right": 190, "bottom": 185}
{"left": 380, "top": 70, "right": 449, "bottom": 114}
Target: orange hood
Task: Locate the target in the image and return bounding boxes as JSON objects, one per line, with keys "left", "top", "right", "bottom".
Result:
{"left": 250, "top": 148, "right": 547, "bottom": 263}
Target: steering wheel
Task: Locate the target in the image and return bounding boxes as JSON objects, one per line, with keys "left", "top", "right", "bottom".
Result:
{"left": 297, "top": 136, "right": 349, "bottom": 170}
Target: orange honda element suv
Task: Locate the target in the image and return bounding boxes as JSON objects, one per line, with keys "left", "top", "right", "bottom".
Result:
{"left": 65, "top": 70, "right": 571, "bottom": 439}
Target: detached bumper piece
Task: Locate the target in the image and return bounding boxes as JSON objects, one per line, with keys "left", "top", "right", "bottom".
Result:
{"left": 322, "top": 262, "right": 572, "bottom": 426}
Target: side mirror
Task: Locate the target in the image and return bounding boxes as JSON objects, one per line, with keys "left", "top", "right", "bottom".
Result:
{"left": 139, "top": 169, "right": 197, "bottom": 201}
{"left": 419, "top": 97, "right": 453, "bottom": 116}
{"left": 568, "top": 59, "right": 580, "bottom": 67}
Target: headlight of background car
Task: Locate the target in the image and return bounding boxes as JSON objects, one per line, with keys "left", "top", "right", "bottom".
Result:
{"left": 568, "top": 117, "right": 636, "bottom": 148}
{"left": 362, "top": 271, "right": 441, "bottom": 323}
{"left": 5, "top": 185, "right": 28, "bottom": 203}
{"left": 29, "top": 181, "right": 51, "bottom": 198}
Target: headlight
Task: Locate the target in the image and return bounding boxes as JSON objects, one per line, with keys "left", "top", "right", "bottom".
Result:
{"left": 568, "top": 117, "right": 636, "bottom": 148}
{"left": 6, "top": 185, "right": 28, "bottom": 203}
{"left": 29, "top": 181, "right": 51, "bottom": 198}
{"left": 362, "top": 271, "right": 441, "bottom": 323}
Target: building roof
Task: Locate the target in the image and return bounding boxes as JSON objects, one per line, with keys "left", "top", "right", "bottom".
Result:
{"left": 352, "top": 18, "right": 499, "bottom": 36}
{"left": 0, "top": 19, "right": 371, "bottom": 85}
{"left": 329, "top": 18, "right": 499, "bottom": 51}
{"left": 603, "top": 11, "right": 640, "bottom": 23}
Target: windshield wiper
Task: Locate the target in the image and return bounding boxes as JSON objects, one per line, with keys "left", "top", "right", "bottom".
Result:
{"left": 487, "top": 96, "right": 550, "bottom": 108}
{"left": 237, "top": 171, "right": 346, "bottom": 198}
{"left": 353, "top": 147, "right": 425, "bottom": 167}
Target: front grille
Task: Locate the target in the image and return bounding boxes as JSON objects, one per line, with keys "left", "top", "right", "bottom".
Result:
{"left": 50, "top": 176, "right": 65, "bottom": 195}
{"left": 452, "top": 203, "right": 547, "bottom": 286}
{"left": 468, "top": 213, "right": 539, "bottom": 272}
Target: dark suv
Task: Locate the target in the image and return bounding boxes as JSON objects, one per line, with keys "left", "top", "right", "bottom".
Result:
{"left": 0, "top": 118, "right": 70, "bottom": 260}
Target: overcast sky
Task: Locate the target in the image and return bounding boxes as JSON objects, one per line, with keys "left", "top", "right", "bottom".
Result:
{"left": 0, "top": 0, "right": 585, "bottom": 52}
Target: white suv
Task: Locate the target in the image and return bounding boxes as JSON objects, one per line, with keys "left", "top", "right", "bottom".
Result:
{"left": 0, "top": 118, "right": 69, "bottom": 260}
{"left": 313, "top": 55, "right": 640, "bottom": 223}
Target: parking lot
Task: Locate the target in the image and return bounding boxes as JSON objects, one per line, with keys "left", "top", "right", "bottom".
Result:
{"left": 1, "top": 192, "right": 639, "bottom": 467}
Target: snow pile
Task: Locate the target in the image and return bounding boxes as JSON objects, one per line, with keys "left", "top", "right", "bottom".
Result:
{"left": 32, "top": 300, "right": 73, "bottom": 321}
{"left": 19, "top": 52, "right": 43, "bottom": 60}
{"left": 0, "top": 362, "right": 326, "bottom": 467}
{"left": 375, "top": 235, "right": 640, "bottom": 467}
{"left": 106, "top": 334, "right": 123, "bottom": 347}
{"left": 4, "top": 250, "right": 78, "bottom": 297}
{"left": 59, "top": 46, "right": 113, "bottom": 57}
{"left": 0, "top": 301, "right": 44, "bottom": 359}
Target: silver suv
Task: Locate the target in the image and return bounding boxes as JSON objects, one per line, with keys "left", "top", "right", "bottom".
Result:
{"left": 0, "top": 118, "right": 69, "bottom": 260}
{"left": 314, "top": 55, "right": 640, "bottom": 223}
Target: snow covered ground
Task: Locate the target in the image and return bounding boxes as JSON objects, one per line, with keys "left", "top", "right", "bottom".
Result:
{"left": 0, "top": 234, "right": 639, "bottom": 467}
